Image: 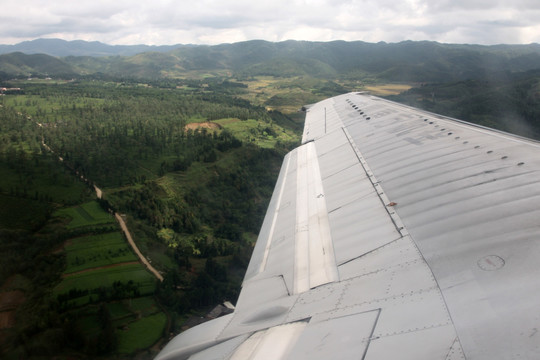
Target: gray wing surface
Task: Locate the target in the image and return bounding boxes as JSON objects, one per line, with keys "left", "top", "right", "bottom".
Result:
{"left": 155, "top": 92, "right": 540, "bottom": 360}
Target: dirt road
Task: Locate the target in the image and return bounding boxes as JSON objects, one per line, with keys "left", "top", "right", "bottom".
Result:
{"left": 115, "top": 213, "right": 164, "bottom": 282}
{"left": 94, "top": 185, "right": 102, "bottom": 199}
{"left": 40, "top": 136, "right": 163, "bottom": 282}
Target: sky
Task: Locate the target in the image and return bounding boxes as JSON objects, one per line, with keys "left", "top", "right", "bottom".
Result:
{"left": 1, "top": 0, "right": 539, "bottom": 46}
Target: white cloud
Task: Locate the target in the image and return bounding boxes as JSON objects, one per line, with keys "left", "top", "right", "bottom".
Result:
{"left": 0, "top": 0, "right": 539, "bottom": 45}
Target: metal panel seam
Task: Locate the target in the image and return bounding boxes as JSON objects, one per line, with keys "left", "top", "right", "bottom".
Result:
{"left": 362, "top": 308, "right": 382, "bottom": 360}
{"left": 259, "top": 153, "right": 292, "bottom": 274}
{"left": 341, "top": 123, "right": 465, "bottom": 354}
{"left": 341, "top": 126, "right": 407, "bottom": 237}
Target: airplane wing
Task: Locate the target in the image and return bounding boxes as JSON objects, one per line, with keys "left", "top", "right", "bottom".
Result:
{"left": 155, "top": 92, "right": 540, "bottom": 359}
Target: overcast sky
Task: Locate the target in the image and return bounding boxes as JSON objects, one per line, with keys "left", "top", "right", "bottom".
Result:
{"left": 1, "top": 0, "right": 539, "bottom": 46}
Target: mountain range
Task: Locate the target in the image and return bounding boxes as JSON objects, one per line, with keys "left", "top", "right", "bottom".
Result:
{"left": 1, "top": 38, "right": 540, "bottom": 83}
{"left": 0, "top": 38, "right": 181, "bottom": 57}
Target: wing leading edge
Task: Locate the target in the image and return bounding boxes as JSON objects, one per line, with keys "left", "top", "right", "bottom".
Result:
{"left": 156, "top": 92, "right": 540, "bottom": 360}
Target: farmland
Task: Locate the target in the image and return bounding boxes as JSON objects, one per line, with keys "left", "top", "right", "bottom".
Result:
{"left": 53, "top": 201, "right": 158, "bottom": 298}
{"left": 55, "top": 200, "right": 116, "bottom": 229}
{"left": 63, "top": 296, "right": 166, "bottom": 355}
{"left": 213, "top": 118, "right": 298, "bottom": 148}
{"left": 116, "top": 311, "right": 168, "bottom": 354}
{"left": 64, "top": 232, "right": 137, "bottom": 274}
{"left": 51, "top": 200, "right": 165, "bottom": 355}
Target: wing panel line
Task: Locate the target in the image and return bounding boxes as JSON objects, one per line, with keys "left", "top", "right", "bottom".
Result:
{"left": 258, "top": 154, "right": 292, "bottom": 274}
{"left": 341, "top": 126, "right": 408, "bottom": 238}
{"left": 294, "top": 142, "right": 339, "bottom": 294}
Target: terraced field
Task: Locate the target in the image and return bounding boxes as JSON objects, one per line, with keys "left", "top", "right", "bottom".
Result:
{"left": 52, "top": 200, "right": 166, "bottom": 354}
{"left": 55, "top": 201, "right": 116, "bottom": 229}
{"left": 64, "top": 232, "right": 137, "bottom": 274}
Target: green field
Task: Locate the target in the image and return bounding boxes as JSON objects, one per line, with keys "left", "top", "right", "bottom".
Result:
{"left": 56, "top": 263, "right": 156, "bottom": 295}
{"left": 116, "top": 312, "right": 167, "bottom": 354}
{"left": 55, "top": 201, "right": 116, "bottom": 228}
{"left": 214, "top": 118, "right": 298, "bottom": 148}
{"left": 107, "top": 301, "right": 133, "bottom": 319}
{"left": 128, "top": 296, "right": 160, "bottom": 316}
{"left": 53, "top": 199, "right": 160, "bottom": 311}
{"left": 66, "top": 296, "right": 165, "bottom": 354}
{"left": 64, "top": 232, "right": 137, "bottom": 273}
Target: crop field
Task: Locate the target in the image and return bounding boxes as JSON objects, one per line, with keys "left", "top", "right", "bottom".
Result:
{"left": 364, "top": 84, "right": 413, "bottom": 96}
{"left": 214, "top": 118, "right": 299, "bottom": 148}
{"left": 237, "top": 76, "right": 345, "bottom": 114}
{"left": 55, "top": 201, "right": 116, "bottom": 228}
{"left": 57, "top": 263, "right": 156, "bottom": 293}
{"left": 55, "top": 263, "right": 156, "bottom": 307}
{"left": 67, "top": 296, "right": 166, "bottom": 354}
{"left": 54, "top": 201, "right": 158, "bottom": 309}
{"left": 64, "top": 232, "right": 137, "bottom": 273}
{"left": 116, "top": 312, "right": 167, "bottom": 354}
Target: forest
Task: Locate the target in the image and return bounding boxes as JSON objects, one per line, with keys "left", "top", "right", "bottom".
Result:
{"left": 0, "top": 78, "right": 302, "bottom": 359}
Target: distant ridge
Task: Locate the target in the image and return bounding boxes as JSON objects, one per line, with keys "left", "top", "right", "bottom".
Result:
{"left": 1, "top": 39, "right": 540, "bottom": 82}
{"left": 0, "top": 52, "right": 76, "bottom": 77}
{"left": 0, "top": 38, "right": 183, "bottom": 57}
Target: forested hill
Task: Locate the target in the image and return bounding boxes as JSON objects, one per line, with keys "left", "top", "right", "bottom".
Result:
{"left": 0, "top": 38, "right": 179, "bottom": 57}
{"left": 1, "top": 39, "right": 540, "bottom": 82}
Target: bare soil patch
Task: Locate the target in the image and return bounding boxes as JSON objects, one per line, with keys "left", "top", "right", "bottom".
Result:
{"left": 185, "top": 121, "right": 222, "bottom": 131}
{"left": 365, "top": 84, "right": 413, "bottom": 96}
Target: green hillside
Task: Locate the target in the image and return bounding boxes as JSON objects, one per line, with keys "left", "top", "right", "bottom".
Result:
{"left": 2, "top": 40, "right": 540, "bottom": 83}
{"left": 0, "top": 52, "right": 76, "bottom": 77}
